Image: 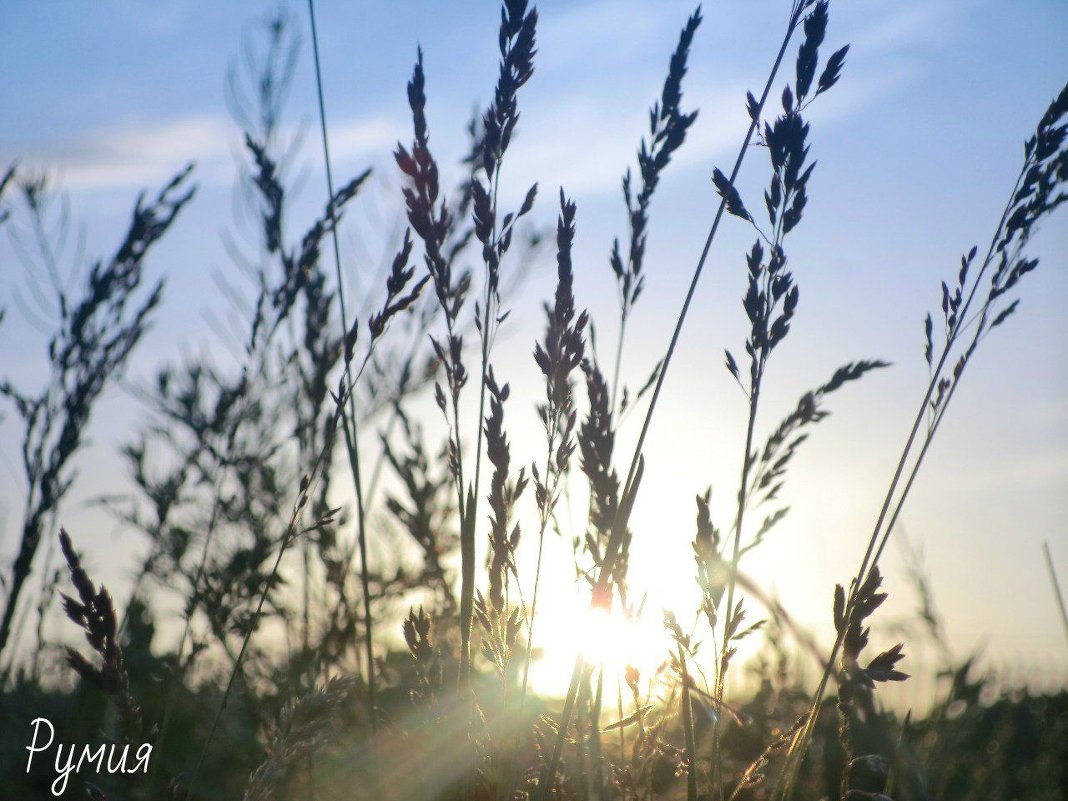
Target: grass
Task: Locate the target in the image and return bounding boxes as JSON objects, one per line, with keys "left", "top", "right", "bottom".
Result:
{"left": 1, "top": 2, "right": 1066, "bottom": 800}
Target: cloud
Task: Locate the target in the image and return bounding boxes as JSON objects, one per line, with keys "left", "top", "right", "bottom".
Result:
{"left": 1, "top": 112, "right": 402, "bottom": 194}
{"left": 3, "top": 114, "right": 233, "bottom": 192}
{"left": 475, "top": 1, "right": 943, "bottom": 207}
{"left": 491, "top": 59, "right": 920, "bottom": 208}
{"left": 328, "top": 116, "right": 406, "bottom": 164}
{"left": 0, "top": 1, "right": 946, "bottom": 201}
{"left": 490, "top": 80, "right": 747, "bottom": 205}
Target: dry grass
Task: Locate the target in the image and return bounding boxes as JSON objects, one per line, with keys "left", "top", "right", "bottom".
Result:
{"left": 1, "top": 2, "right": 1066, "bottom": 801}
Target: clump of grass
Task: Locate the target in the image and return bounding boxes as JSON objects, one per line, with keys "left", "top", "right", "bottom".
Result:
{"left": 524, "top": 188, "right": 586, "bottom": 692}
{"left": 777, "top": 77, "right": 1068, "bottom": 801}
{"left": 484, "top": 368, "right": 527, "bottom": 613}
{"left": 5, "top": 3, "right": 1066, "bottom": 801}
{"left": 186, "top": 454, "right": 345, "bottom": 799}
{"left": 833, "top": 567, "right": 908, "bottom": 799}
{"left": 608, "top": 6, "right": 701, "bottom": 414}
{"left": 0, "top": 165, "right": 194, "bottom": 668}
{"left": 242, "top": 677, "right": 355, "bottom": 801}
{"left": 58, "top": 528, "right": 143, "bottom": 743}
{"left": 396, "top": 44, "right": 471, "bottom": 524}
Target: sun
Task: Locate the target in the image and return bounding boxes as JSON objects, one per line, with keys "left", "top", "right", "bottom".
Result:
{"left": 526, "top": 590, "right": 671, "bottom": 698}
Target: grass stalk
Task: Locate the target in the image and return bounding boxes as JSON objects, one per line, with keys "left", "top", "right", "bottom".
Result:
{"left": 629, "top": 1, "right": 796, "bottom": 460}
{"left": 544, "top": 4, "right": 806, "bottom": 781}
{"left": 185, "top": 461, "right": 339, "bottom": 799}
{"left": 590, "top": 665, "right": 605, "bottom": 800}
{"left": 306, "top": 0, "right": 378, "bottom": 731}
{"left": 679, "top": 645, "right": 699, "bottom": 801}
{"left": 147, "top": 475, "right": 226, "bottom": 793}
{"left": 609, "top": 310, "right": 628, "bottom": 417}
{"left": 711, "top": 378, "right": 762, "bottom": 796}
{"left": 1043, "top": 541, "right": 1068, "bottom": 647}
{"left": 540, "top": 656, "right": 589, "bottom": 801}
{"left": 776, "top": 87, "right": 1067, "bottom": 797}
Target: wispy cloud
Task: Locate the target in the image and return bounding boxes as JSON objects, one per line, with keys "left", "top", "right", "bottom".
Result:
{"left": 489, "top": 0, "right": 946, "bottom": 206}
{"left": 496, "top": 59, "right": 919, "bottom": 207}
{"left": 0, "top": 1, "right": 952, "bottom": 200}
{"left": 328, "top": 116, "right": 406, "bottom": 164}
{"left": 502, "top": 81, "right": 748, "bottom": 201}
{"left": 1, "top": 112, "right": 402, "bottom": 194}
{"left": 3, "top": 114, "right": 233, "bottom": 191}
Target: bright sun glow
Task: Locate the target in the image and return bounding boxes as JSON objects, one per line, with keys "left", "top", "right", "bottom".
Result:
{"left": 517, "top": 471, "right": 792, "bottom": 700}
{"left": 527, "top": 588, "right": 672, "bottom": 698}
{"left": 575, "top": 606, "right": 630, "bottom": 662}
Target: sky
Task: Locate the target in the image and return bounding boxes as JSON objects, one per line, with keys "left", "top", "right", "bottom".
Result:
{"left": 1, "top": 0, "right": 1066, "bottom": 701}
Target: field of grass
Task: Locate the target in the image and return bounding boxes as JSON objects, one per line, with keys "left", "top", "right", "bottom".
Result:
{"left": 1, "top": 1, "right": 1066, "bottom": 799}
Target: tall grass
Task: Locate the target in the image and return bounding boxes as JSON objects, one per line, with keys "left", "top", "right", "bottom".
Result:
{"left": 2, "top": 2, "right": 1066, "bottom": 801}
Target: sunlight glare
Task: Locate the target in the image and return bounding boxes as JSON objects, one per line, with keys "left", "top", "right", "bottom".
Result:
{"left": 527, "top": 589, "right": 670, "bottom": 697}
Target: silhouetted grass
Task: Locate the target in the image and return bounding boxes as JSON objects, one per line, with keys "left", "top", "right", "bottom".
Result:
{"left": 1, "top": 3, "right": 1066, "bottom": 801}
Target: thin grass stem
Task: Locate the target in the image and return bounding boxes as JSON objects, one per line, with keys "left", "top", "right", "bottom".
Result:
{"left": 1043, "top": 541, "right": 1068, "bottom": 647}
{"left": 306, "top": 0, "right": 378, "bottom": 734}
{"left": 776, "top": 126, "right": 1034, "bottom": 801}
{"left": 543, "top": 8, "right": 804, "bottom": 789}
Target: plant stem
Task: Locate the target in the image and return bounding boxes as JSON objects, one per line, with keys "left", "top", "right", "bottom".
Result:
{"left": 463, "top": 160, "right": 505, "bottom": 687}
{"left": 541, "top": 656, "right": 589, "bottom": 801}
{"left": 544, "top": 7, "right": 803, "bottom": 781}
{"left": 610, "top": 308, "right": 629, "bottom": 417}
{"left": 306, "top": 0, "right": 377, "bottom": 732}
{"left": 590, "top": 665, "right": 605, "bottom": 800}
{"left": 1043, "top": 541, "right": 1068, "bottom": 647}
{"left": 679, "top": 646, "right": 699, "bottom": 801}
{"left": 712, "top": 378, "right": 762, "bottom": 798}
{"left": 776, "top": 132, "right": 1032, "bottom": 801}
{"left": 147, "top": 472, "right": 225, "bottom": 793}
{"left": 520, "top": 436, "right": 561, "bottom": 698}
{"left": 186, "top": 518, "right": 298, "bottom": 799}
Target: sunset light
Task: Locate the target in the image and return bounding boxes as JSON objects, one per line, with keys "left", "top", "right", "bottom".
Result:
{"left": 1, "top": 1, "right": 1066, "bottom": 799}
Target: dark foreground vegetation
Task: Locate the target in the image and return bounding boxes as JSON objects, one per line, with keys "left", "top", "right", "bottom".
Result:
{"left": 1, "top": 1, "right": 1066, "bottom": 799}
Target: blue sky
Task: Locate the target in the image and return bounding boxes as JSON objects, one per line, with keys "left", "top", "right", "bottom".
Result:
{"left": 1, "top": 0, "right": 1067, "bottom": 696}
